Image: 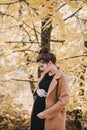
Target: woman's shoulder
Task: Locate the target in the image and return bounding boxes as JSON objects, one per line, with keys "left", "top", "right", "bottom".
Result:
{"left": 54, "top": 67, "right": 63, "bottom": 79}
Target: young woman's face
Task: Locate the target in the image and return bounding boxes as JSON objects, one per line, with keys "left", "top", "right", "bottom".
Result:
{"left": 38, "top": 62, "right": 48, "bottom": 72}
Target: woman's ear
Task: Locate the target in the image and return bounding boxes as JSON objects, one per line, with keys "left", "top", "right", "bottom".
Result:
{"left": 48, "top": 61, "right": 52, "bottom": 65}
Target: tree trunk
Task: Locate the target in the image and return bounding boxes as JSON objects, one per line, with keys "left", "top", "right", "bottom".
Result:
{"left": 41, "top": 16, "right": 52, "bottom": 49}
{"left": 38, "top": 16, "right": 52, "bottom": 77}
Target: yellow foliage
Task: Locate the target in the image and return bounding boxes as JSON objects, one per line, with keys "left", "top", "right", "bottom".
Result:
{"left": 0, "top": 0, "right": 87, "bottom": 122}
{"left": 82, "top": 58, "right": 87, "bottom": 66}
{"left": 52, "top": 11, "right": 65, "bottom": 30}
{"left": 64, "top": 0, "right": 79, "bottom": 8}
{"left": 0, "top": 64, "right": 23, "bottom": 74}
{"left": 27, "top": 0, "right": 55, "bottom": 9}
{"left": 26, "top": 0, "right": 43, "bottom": 8}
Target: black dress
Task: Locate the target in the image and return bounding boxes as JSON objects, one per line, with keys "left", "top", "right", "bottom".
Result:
{"left": 30, "top": 73, "right": 54, "bottom": 130}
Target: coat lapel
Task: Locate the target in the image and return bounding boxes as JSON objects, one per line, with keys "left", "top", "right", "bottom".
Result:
{"left": 47, "top": 78, "right": 57, "bottom": 97}
{"left": 47, "top": 68, "right": 62, "bottom": 97}
{"left": 38, "top": 68, "right": 63, "bottom": 97}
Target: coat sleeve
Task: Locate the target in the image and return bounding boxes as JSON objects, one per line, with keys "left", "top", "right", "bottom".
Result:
{"left": 42, "top": 75, "right": 70, "bottom": 120}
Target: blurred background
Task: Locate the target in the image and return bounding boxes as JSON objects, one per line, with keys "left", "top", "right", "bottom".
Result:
{"left": 0, "top": 0, "right": 87, "bottom": 129}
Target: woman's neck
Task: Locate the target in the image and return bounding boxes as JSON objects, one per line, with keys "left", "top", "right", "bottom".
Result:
{"left": 49, "top": 64, "right": 58, "bottom": 76}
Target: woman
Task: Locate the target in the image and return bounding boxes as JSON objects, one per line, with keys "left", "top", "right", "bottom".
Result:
{"left": 30, "top": 47, "right": 70, "bottom": 130}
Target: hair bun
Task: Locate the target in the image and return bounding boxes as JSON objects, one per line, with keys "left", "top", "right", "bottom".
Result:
{"left": 39, "top": 47, "right": 50, "bottom": 54}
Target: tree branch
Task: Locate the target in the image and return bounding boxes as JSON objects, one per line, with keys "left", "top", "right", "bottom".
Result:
{"left": 32, "top": 22, "right": 39, "bottom": 43}
{"left": 75, "top": 16, "right": 87, "bottom": 22}
{"left": 5, "top": 41, "right": 41, "bottom": 44}
{"left": 60, "top": 53, "right": 87, "bottom": 61}
{"left": 13, "top": 49, "right": 38, "bottom": 53}
{"left": 50, "top": 39, "right": 65, "bottom": 43}
{"left": 64, "top": 8, "right": 82, "bottom": 21}
{"left": 22, "top": 26, "right": 33, "bottom": 43}
{"left": 25, "top": 2, "right": 39, "bottom": 44}
{"left": 0, "top": 0, "right": 20, "bottom": 5}
{"left": 0, "top": 11, "right": 17, "bottom": 20}
{"left": 57, "top": 3, "right": 67, "bottom": 10}
{"left": 11, "top": 78, "right": 37, "bottom": 82}
{"left": 5, "top": 39, "right": 66, "bottom": 44}
{"left": 23, "top": 21, "right": 41, "bottom": 35}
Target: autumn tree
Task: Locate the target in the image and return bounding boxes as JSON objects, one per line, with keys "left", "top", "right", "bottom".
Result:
{"left": 0, "top": 0, "right": 87, "bottom": 129}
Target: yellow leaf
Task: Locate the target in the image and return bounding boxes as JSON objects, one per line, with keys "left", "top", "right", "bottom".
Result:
{"left": 64, "top": 0, "right": 79, "bottom": 8}
{"left": 52, "top": 11, "right": 65, "bottom": 30}
{"left": 26, "top": 0, "right": 43, "bottom": 8}
{"left": 82, "top": 58, "right": 87, "bottom": 66}
{"left": 42, "top": 16, "right": 53, "bottom": 30}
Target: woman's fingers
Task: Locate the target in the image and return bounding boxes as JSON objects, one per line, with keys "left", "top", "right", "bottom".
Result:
{"left": 41, "top": 89, "right": 47, "bottom": 97}
{"left": 37, "top": 89, "right": 47, "bottom": 97}
{"left": 37, "top": 112, "right": 45, "bottom": 119}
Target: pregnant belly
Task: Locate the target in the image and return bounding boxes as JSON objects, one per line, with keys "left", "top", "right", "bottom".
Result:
{"left": 33, "top": 96, "right": 46, "bottom": 114}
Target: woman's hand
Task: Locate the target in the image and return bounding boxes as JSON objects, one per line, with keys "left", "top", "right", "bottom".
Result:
{"left": 37, "top": 112, "right": 45, "bottom": 119}
{"left": 37, "top": 89, "right": 47, "bottom": 97}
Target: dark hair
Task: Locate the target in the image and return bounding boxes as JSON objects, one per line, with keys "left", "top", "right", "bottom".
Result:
{"left": 36, "top": 47, "right": 56, "bottom": 64}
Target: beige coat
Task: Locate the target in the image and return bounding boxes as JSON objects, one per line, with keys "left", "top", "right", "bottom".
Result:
{"left": 38, "top": 68, "right": 70, "bottom": 130}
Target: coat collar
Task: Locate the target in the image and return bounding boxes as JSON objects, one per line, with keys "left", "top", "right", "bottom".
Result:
{"left": 38, "top": 67, "right": 63, "bottom": 97}
{"left": 53, "top": 67, "right": 63, "bottom": 80}
{"left": 47, "top": 68, "right": 63, "bottom": 96}
{"left": 38, "top": 67, "right": 62, "bottom": 82}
